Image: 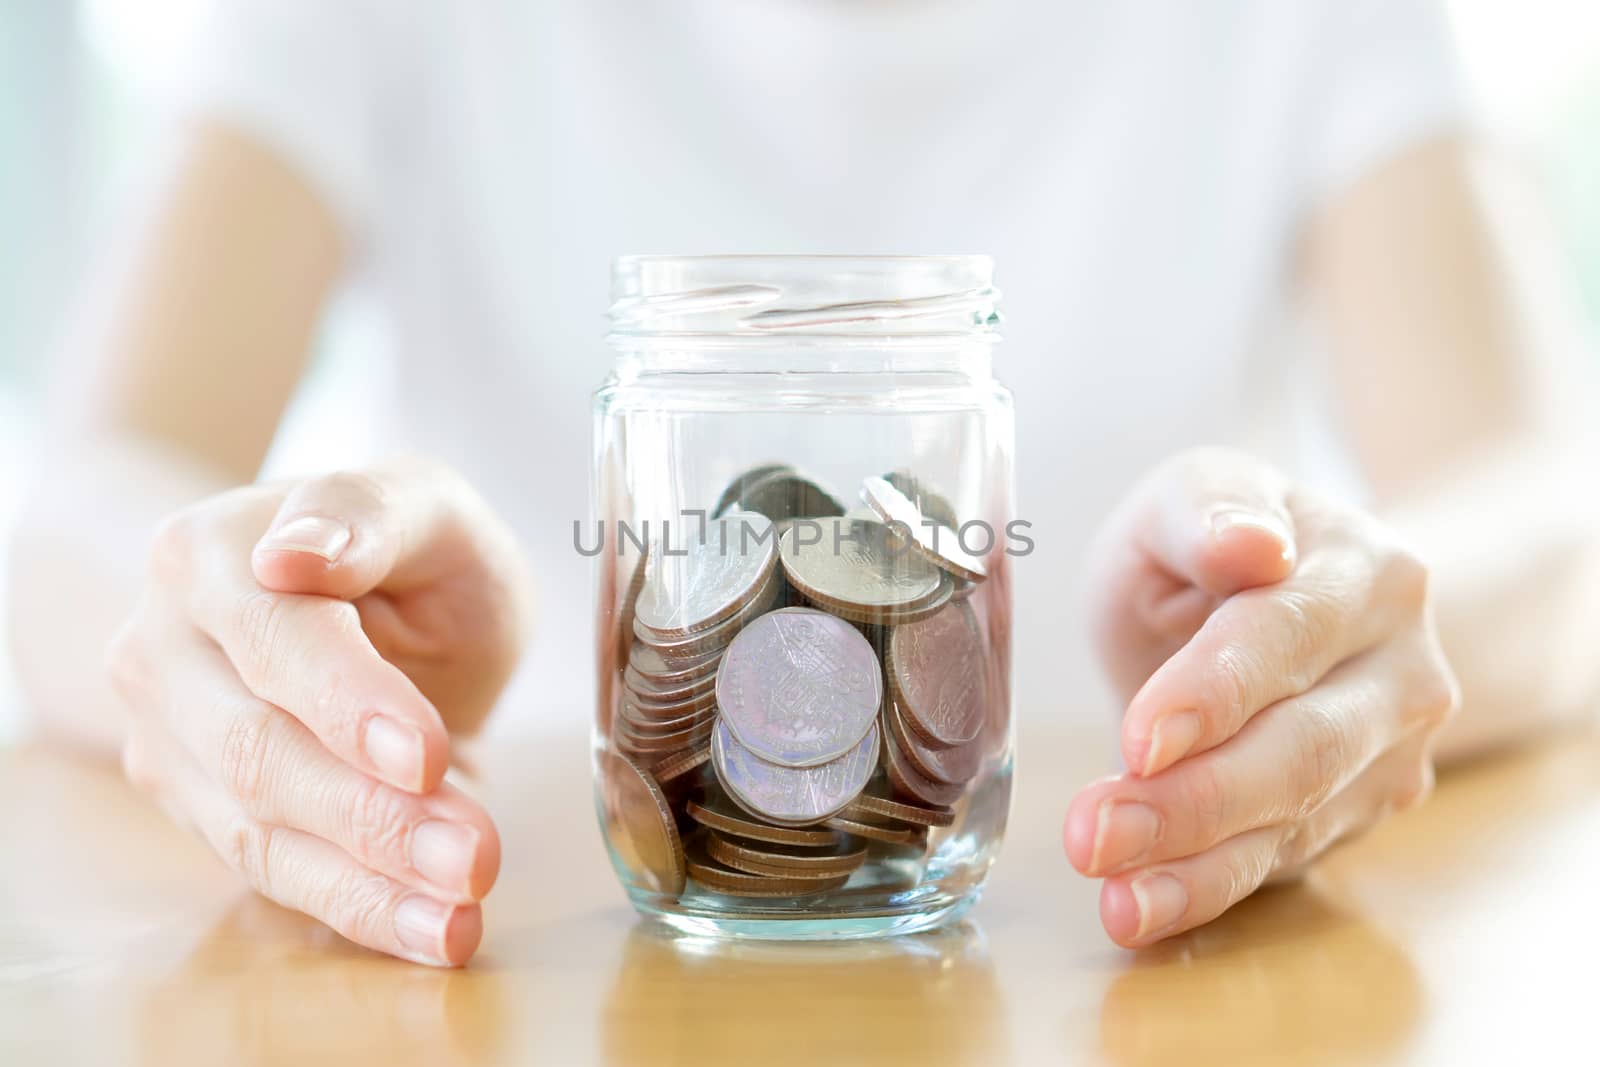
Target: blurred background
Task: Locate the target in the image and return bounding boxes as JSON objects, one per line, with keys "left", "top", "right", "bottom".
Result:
{"left": 2, "top": 0, "right": 1599, "bottom": 738}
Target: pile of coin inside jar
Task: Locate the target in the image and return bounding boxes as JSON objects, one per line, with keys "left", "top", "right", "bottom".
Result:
{"left": 600, "top": 465, "right": 995, "bottom": 902}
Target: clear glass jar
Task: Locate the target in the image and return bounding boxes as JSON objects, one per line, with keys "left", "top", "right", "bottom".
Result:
{"left": 591, "top": 255, "right": 1015, "bottom": 939}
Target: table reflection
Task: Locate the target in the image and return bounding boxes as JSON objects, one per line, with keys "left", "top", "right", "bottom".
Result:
{"left": 602, "top": 922, "right": 1005, "bottom": 1066}
{"left": 1097, "top": 885, "right": 1420, "bottom": 1067}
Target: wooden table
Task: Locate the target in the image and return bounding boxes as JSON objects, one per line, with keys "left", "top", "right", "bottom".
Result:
{"left": 3, "top": 711, "right": 1597, "bottom": 1066}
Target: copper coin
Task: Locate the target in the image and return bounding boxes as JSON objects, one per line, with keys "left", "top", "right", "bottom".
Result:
{"left": 650, "top": 745, "right": 711, "bottom": 783}
{"left": 627, "top": 640, "right": 722, "bottom": 684}
{"left": 597, "top": 749, "right": 686, "bottom": 896}
{"left": 883, "top": 728, "right": 965, "bottom": 807}
{"left": 712, "top": 718, "right": 879, "bottom": 824}
{"left": 713, "top": 463, "right": 794, "bottom": 518}
{"left": 706, "top": 830, "right": 867, "bottom": 873}
{"left": 846, "top": 793, "right": 956, "bottom": 828}
{"left": 821, "top": 815, "right": 922, "bottom": 846}
{"left": 705, "top": 832, "right": 867, "bottom": 879}
{"left": 717, "top": 607, "right": 882, "bottom": 768}
{"left": 861, "top": 475, "right": 987, "bottom": 582}
{"left": 728, "top": 469, "right": 845, "bottom": 524}
{"left": 685, "top": 846, "right": 850, "bottom": 898}
{"left": 634, "top": 564, "right": 783, "bottom": 658}
{"left": 634, "top": 512, "right": 778, "bottom": 638}
{"left": 882, "top": 470, "right": 961, "bottom": 530}
{"left": 888, "top": 599, "right": 986, "bottom": 749}
{"left": 779, "top": 518, "right": 942, "bottom": 617}
{"left": 623, "top": 662, "right": 718, "bottom": 702}
{"left": 884, "top": 695, "right": 982, "bottom": 786}
{"left": 685, "top": 799, "right": 844, "bottom": 848}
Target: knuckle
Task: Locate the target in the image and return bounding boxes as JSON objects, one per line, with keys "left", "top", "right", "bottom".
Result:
{"left": 1393, "top": 758, "right": 1437, "bottom": 812}
{"left": 317, "top": 867, "right": 396, "bottom": 939}
{"left": 1382, "top": 548, "right": 1431, "bottom": 615}
{"left": 233, "top": 590, "right": 294, "bottom": 687}
{"left": 1199, "top": 642, "right": 1264, "bottom": 733}
{"left": 218, "top": 707, "right": 277, "bottom": 811}
{"left": 1288, "top": 704, "right": 1351, "bottom": 817}
{"left": 103, "top": 625, "right": 152, "bottom": 705}
{"left": 1267, "top": 588, "right": 1337, "bottom": 693}
{"left": 120, "top": 735, "right": 159, "bottom": 792}
{"left": 1273, "top": 820, "right": 1314, "bottom": 872}
{"left": 1415, "top": 657, "right": 1462, "bottom": 731}
{"left": 220, "top": 815, "right": 276, "bottom": 890}
{"left": 343, "top": 776, "right": 415, "bottom": 865}
{"left": 148, "top": 510, "right": 199, "bottom": 582}
{"left": 1177, "top": 759, "right": 1230, "bottom": 847}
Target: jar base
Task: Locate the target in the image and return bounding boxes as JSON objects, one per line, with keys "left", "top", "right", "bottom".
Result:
{"left": 630, "top": 890, "right": 981, "bottom": 941}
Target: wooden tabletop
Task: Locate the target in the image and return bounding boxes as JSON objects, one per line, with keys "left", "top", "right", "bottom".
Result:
{"left": 3, "top": 709, "right": 1597, "bottom": 1066}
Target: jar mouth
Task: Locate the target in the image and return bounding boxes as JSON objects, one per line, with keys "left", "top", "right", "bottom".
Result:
{"left": 608, "top": 255, "right": 1001, "bottom": 341}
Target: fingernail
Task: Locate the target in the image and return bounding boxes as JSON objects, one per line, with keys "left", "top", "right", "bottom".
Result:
{"left": 259, "top": 515, "right": 351, "bottom": 561}
{"left": 1143, "top": 710, "right": 1202, "bottom": 775}
{"left": 412, "top": 820, "right": 479, "bottom": 898}
{"left": 365, "top": 715, "right": 424, "bottom": 791}
{"left": 1209, "top": 508, "right": 1294, "bottom": 565}
{"left": 1130, "top": 872, "right": 1188, "bottom": 940}
{"left": 394, "top": 895, "right": 452, "bottom": 965}
{"left": 1091, "top": 800, "right": 1162, "bottom": 873}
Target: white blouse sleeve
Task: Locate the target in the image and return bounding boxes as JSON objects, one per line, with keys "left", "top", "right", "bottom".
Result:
{"left": 1298, "top": 0, "right": 1470, "bottom": 208}
{"left": 175, "top": 0, "right": 424, "bottom": 249}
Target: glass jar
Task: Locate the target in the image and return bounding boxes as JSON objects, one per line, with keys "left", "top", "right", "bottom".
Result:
{"left": 591, "top": 255, "right": 1015, "bottom": 939}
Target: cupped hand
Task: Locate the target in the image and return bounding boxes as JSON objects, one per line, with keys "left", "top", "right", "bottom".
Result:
{"left": 107, "top": 460, "right": 533, "bottom": 965}
{"left": 1070, "top": 447, "right": 1458, "bottom": 947}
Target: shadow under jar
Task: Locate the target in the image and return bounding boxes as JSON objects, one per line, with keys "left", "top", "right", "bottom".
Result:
{"left": 592, "top": 255, "right": 1015, "bottom": 939}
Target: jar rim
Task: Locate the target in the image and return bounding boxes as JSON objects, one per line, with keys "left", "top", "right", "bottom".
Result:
{"left": 608, "top": 254, "right": 1000, "bottom": 341}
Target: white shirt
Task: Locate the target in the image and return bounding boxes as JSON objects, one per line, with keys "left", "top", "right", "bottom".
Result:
{"left": 182, "top": 0, "right": 1465, "bottom": 732}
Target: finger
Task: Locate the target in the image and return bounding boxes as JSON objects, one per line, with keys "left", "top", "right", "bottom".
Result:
{"left": 1097, "top": 737, "right": 1437, "bottom": 947}
{"left": 1097, "top": 826, "right": 1281, "bottom": 947}
{"left": 1133, "top": 447, "right": 1298, "bottom": 599}
{"left": 250, "top": 462, "right": 505, "bottom": 600}
{"left": 164, "top": 503, "right": 449, "bottom": 792}
{"left": 167, "top": 751, "right": 482, "bottom": 966}
{"left": 1124, "top": 516, "right": 1427, "bottom": 775}
{"left": 1067, "top": 644, "right": 1426, "bottom": 876}
{"left": 161, "top": 629, "right": 500, "bottom": 902}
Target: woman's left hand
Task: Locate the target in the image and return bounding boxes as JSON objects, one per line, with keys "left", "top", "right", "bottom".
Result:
{"left": 1068, "top": 447, "right": 1459, "bottom": 946}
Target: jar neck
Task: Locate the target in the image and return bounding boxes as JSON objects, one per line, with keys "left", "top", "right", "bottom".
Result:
{"left": 609, "top": 336, "right": 997, "bottom": 378}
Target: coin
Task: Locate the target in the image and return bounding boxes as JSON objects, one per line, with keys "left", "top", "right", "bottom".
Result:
{"left": 616, "top": 545, "right": 649, "bottom": 673}
{"left": 727, "top": 469, "right": 845, "bottom": 524}
{"left": 597, "top": 749, "right": 686, "bottom": 896}
{"left": 716, "top": 607, "right": 882, "bottom": 768}
{"left": 616, "top": 715, "right": 717, "bottom": 754}
{"left": 706, "top": 832, "right": 868, "bottom": 878}
{"left": 713, "top": 463, "right": 794, "bottom": 518}
{"left": 821, "top": 815, "right": 922, "bottom": 846}
{"left": 684, "top": 840, "right": 850, "bottom": 897}
{"left": 618, "top": 698, "right": 716, "bottom": 733}
{"left": 861, "top": 475, "right": 987, "bottom": 582}
{"left": 627, "top": 640, "right": 723, "bottom": 684}
{"left": 798, "top": 571, "right": 953, "bottom": 627}
{"left": 882, "top": 470, "right": 960, "bottom": 530}
{"left": 845, "top": 794, "right": 956, "bottom": 828}
{"left": 634, "top": 512, "right": 778, "bottom": 638}
{"left": 778, "top": 518, "right": 943, "bottom": 618}
{"left": 882, "top": 727, "right": 965, "bottom": 807}
{"left": 623, "top": 662, "right": 718, "bottom": 702}
{"left": 712, "top": 718, "right": 879, "bottom": 825}
{"left": 620, "top": 683, "right": 719, "bottom": 720}
{"left": 650, "top": 745, "right": 712, "bottom": 783}
{"left": 884, "top": 694, "right": 982, "bottom": 786}
{"left": 634, "top": 563, "right": 784, "bottom": 659}
{"left": 888, "top": 599, "right": 986, "bottom": 749}
{"left": 685, "top": 799, "right": 845, "bottom": 848}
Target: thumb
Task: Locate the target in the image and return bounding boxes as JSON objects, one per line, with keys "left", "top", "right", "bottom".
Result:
{"left": 1141, "top": 447, "right": 1297, "bottom": 597}
{"left": 250, "top": 462, "right": 476, "bottom": 599}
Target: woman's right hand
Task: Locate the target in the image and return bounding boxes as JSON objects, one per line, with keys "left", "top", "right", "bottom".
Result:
{"left": 106, "top": 460, "right": 534, "bottom": 966}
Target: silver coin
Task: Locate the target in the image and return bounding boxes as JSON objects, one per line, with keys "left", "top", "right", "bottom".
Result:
{"left": 778, "top": 517, "right": 942, "bottom": 615}
{"left": 634, "top": 563, "right": 783, "bottom": 658}
{"left": 712, "top": 463, "right": 794, "bottom": 518}
{"left": 634, "top": 512, "right": 778, "bottom": 638}
{"left": 861, "top": 476, "right": 988, "bottom": 582}
{"left": 716, "top": 607, "right": 882, "bottom": 768}
{"left": 728, "top": 470, "right": 844, "bottom": 524}
{"left": 712, "top": 718, "right": 880, "bottom": 826}
{"left": 882, "top": 470, "right": 960, "bottom": 530}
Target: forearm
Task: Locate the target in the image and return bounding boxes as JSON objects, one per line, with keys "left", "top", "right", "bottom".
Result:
{"left": 6, "top": 437, "right": 230, "bottom": 755}
{"left": 1382, "top": 439, "right": 1600, "bottom": 764}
